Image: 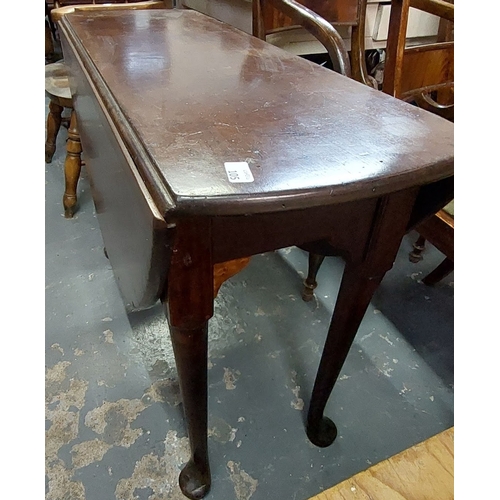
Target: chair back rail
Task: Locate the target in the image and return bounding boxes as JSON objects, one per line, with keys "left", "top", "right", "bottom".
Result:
{"left": 400, "top": 42, "right": 453, "bottom": 97}
{"left": 260, "top": 0, "right": 360, "bottom": 33}
{"left": 383, "top": 0, "right": 454, "bottom": 119}
{"left": 253, "top": 0, "right": 371, "bottom": 85}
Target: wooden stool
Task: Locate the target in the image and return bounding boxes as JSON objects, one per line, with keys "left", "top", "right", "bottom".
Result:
{"left": 45, "top": 62, "right": 82, "bottom": 218}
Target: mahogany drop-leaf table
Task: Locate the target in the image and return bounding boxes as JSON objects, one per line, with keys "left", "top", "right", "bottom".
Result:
{"left": 58, "top": 9, "right": 453, "bottom": 499}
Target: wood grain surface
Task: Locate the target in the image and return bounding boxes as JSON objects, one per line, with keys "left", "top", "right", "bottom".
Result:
{"left": 60, "top": 10, "right": 453, "bottom": 216}
{"left": 309, "top": 427, "right": 454, "bottom": 500}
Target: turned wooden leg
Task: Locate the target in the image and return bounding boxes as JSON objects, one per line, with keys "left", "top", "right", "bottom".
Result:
{"left": 409, "top": 235, "right": 426, "bottom": 263}
{"left": 422, "top": 257, "right": 453, "bottom": 286}
{"left": 302, "top": 253, "right": 326, "bottom": 302}
{"left": 63, "top": 110, "right": 82, "bottom": 218}
{"left": 45, "top": 100, "right": 63, "bottom": 163}
{"left": 306, "top": 264, "right": 384, "bottom": 446}
{"left": 162, "top": 220, "right": 214, "bottom": 500}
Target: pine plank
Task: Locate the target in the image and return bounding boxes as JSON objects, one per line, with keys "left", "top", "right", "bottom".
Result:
{"left": 309, "top": 427, "right": 454, "bottom": 500}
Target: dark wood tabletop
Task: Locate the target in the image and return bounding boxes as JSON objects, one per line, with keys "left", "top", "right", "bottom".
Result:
{"left": 61, "top": 9, "right": 452, "bottom": 215}
{"left": 58, "top": 9, "right": 453, "bottom": 499}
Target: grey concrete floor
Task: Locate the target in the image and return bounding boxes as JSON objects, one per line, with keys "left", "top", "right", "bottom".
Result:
{"left": 45, "top": 99, "right": 453, "bottom": 500}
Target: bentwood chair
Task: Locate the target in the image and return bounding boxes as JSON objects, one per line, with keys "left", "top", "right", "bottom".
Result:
{"left": 383, "top": 0, "right": 454, "bottom": 284}
{"left": 252, "top": 0, "right": 375, "bottom": 86}
{"left": 253, "top": 0, "right": 396, "bottom": 300}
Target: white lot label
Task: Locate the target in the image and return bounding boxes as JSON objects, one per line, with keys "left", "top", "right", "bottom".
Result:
{"left": 224, "top": 162, "right": 254, "bottom": 183}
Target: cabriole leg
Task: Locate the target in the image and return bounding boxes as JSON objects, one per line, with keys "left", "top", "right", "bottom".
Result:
{"left": 307, "top": 190, "right": 419, "bottom": 448}
{"left": 162, "top": 220, "right": 213, "bottom": 499}
{"left": 306, "top": 265, "right": 384, "bottom": 446}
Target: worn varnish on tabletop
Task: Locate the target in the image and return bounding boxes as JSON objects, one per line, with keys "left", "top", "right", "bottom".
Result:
{"left": 62, "top": 10, "right": 452, "bottom": 215}
{"left": 309, "top": 427, "right": 454, "bottom": 500}
{"left": 58, "top": 10, "right": 453, "bottom": 499}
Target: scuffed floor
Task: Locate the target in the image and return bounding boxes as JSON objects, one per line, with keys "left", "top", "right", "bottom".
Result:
{"left": 45, "top": 99, "right": 453, "bottom": 500}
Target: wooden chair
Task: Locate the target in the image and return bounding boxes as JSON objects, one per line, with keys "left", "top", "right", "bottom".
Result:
{"left": 46, "top": 0, "right": 167, "bottom": 48}
{"left": 300, "top": 0, "right": 454, "bottom": 298}
{"left": 409, "top": 201, "right": 453, "bottom": 285}
{"left": 383, "top": 0, "right": 454, "bottom": 284}
{"left": 50, "top": 0, "right": 169, "bottom": 20}
{"left": 252, "top": 0, "right": 375, "bottom": 86}
{"left": 252, "top": 0, "right": 379, "bottom": 300}
{"left": 53, "top": 0, "right": 153, "bottom": 5}
{"left": 45, "top": 0, "right": 250, "bottom": 292}
{"left": 249, "top": 0, "right": 390, "bottom": 302}
{"left": 383, "top": 0, "right": 453, "bottom": 119}
{"left": 44, "top": 1, "right": 169, "bottom": 217}
{"left": 45, "top": 2, "right": 56, "bottom": 62}
{"left": 45, "top": 62, "right": 82, "bottom": 219}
